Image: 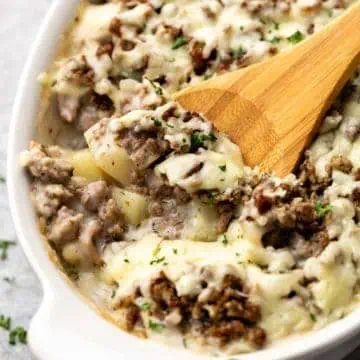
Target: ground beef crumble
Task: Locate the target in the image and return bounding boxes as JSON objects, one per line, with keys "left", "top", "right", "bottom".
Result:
{"left": 122, "top": 272, "right": 266, "bottom": 348}
{"left": 22, "top": 142, "right": 126, "bottom": 265}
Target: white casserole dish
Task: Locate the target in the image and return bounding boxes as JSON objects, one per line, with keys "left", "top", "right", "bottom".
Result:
{"left": 6, "top": 1, "right": 360, "bottom": 359}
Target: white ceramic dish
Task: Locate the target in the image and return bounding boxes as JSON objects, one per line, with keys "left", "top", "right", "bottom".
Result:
{"left": 6, "top": 1, "right": 360, "bottom": 359}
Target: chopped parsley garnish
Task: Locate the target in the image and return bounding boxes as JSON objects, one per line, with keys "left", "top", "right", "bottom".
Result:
{"left": 148, "top": 79, "right": 163, "bottom": 96}
{"left": 259, "top": 17, "right": 267, "bottom": 25}
{"left": 166, "top": 123, "right": 174, "bottom": 128}
{"left": 0, "top": 315, "right": 11, "bottom": 330}
{"left": 111, "top": 289, "right": 116, "bottom": 299}
{"left": 273, "top": 21, "right": 280, "bottom": 30}
{"left": 172, "top": 36, "right": 188, "bottom": 50}
{"left": 140, "top": 302, "right": 151, "bottom": 312}
{"left": 152, "top": 243, "right": 162, "bottom": 257}
{"left": 150, "top": 256, "right": 166, "bottom": 265}
{"left": 152, "top": 118, "right": 162, "bottom": 127}
{"left": 310, "top": 313, "right": 317, "bottom": 322}
{"left": 208, "top": 132, "right": 217, "bottom": 141}
{"left": 3, "top": 277, "right": 15, "bottom": 284}
{"left": 314, "top": 201, "right": 332, "bottom": 217}
{"left": 238, "top": 260, "right": 254, "bottom": 265}
{"left": 287, "top": 31, "right": 304, "bottom": 44}
{"left": 203, "top": 191, "right": 218, "bottom": 205}
{"left": 149, "top": 320, "right": 165, "bottom": 332}
{"left": 123, "top": 258, "right": 130, "bottom": 263}
{"left": 9, "top": 327, "right": 27, "bottom": 346}
{"left": 270, "top": 36, "right": 281, "bottom": 44}
{"left": 0, "top": 176, "right": 6, "bottom": 183}
{"left": 190, "top": 131, "right": 217, "bottom": 152}
{"left": 0, "top": 240, "right": 16, "bottom": 260}
{"left": 222, "top": 234, "right": 229, "bottom": 246}
{"left": 219, "top": 165, "right": 227, "bottom": 172}
{"left": 167, "top": 57, "right": 176, "bottom": 63}
{"left": 204, "top": 73, "right": 214, "bottom": 80}
{"left": 233, "top": 46, "right": 246, "bottom": 59}
{"left": 240, "top": 26, "right": 244, "bottom": 31}
{"left": 172, "top": 248, "right": 178, "bottom": 255}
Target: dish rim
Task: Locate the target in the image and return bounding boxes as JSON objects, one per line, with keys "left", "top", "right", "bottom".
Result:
{"left": 7, "top": 0, "right": 360, "bottom": 359}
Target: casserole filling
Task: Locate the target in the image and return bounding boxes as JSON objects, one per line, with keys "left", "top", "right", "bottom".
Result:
{"left": 21, "top": 0, "right": 360, "bottom": 356}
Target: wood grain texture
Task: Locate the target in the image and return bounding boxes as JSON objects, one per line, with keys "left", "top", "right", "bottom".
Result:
{"left": 175, "top": 1, "right": 360, "bottom": 177}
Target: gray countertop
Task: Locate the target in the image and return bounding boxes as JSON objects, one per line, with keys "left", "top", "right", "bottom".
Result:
{"left": 0, "top": 1, "right": 359, "bottom": 359}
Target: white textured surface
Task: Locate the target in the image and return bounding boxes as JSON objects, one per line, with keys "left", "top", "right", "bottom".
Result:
{"left": 1, "top": 1, "right": 360, "bottom": 359}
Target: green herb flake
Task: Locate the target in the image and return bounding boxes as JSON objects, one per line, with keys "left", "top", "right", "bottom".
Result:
{"left": 287, "top": 31, "right": 304, "bottom": 44}
{"left": 111, "top": 289, "right": 116, "bottom": 299}
{"left": 190, "top": 132, "right": 205, "bottom": 152}
{"left": 233, "top": 46, "right": 246, "bottom": 59}
{"left": 314, "top": 201, "right": 332, "bottom": 217}
{"left": 222, "top": 234, "right": 229, "bottom": 246}
{"left": 152, "top": 243, "right": 162, "bottom": 257}
{"left": 148, "top": 79, "right": 163, "bottom": 96}
{"left": 140, "top": 302, "right": 151, "bottom": 312}
{"left": 204, "top": 191, "right": 218, "bottom": 205}
{"left": 273, "top": 21, "right": 280, "bottom": 30}
{"left": 208, "top": 132, "right": 217, "bottom": 142}
{"left": 172, "top": 36, "right": 188, "bottom": 50}
{"left": 238, "top": 260, "right": 254, "bottom": 266}
{"left": 0, "top": 176, "right": 6, "bottom": 183}
{"left": 270, "top": 36, "right": 281, "bottom": 44}
{"left": 150, "top": 256, "right": 166, "bottom": 266}
{"left": 0, "top": 240, "right": 16, "bottom": 261}
{"left": 172, "top": 248, "right": 178, "bottom": 255}
{"left": 149, "top": 320, "right": 165, "bottom": 332}
{"left": 204, "top": 73, "right": 213, "bottom": 81}
{"left": 166, "top": 123, "right": 174, "bottom": 128}
{"left": 3, "top": 277, "right": 15, "bottom": 284}
{"left": 240, "top": 26, "right": 244, "bottom": 32}
{"left": 219, "top": 165, "right": 226, "bottom": 172}
{"left": 152, "top": 118, "right": 162, "bottom": 127}
{"left": 310, "top": 313, "right": 316, "bottom": 322}
{"left": 259, "top": 17, "right": 267, "bottom": 25}
{"left": 0, "top": 315, "right": 11, "bottom": 330}
{"left": 9, "top": 327, "right": 27, "bottom": 346}
{"left": 123, "top": 258, "right": 130, "bottom": 263}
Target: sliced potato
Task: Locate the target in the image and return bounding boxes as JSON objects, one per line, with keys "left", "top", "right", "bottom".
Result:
{"left": 70, "top": 149, "right": 106, "bottom": 182}
{"left": 113, "top": 187, "right": 148, "bottom": 225}
{"left": 85, "top": 120, "right": 134, "bottom": 186}
{"left": 93, "top": 145, "right": 134, "bottom": 186}
{"left": 62, "top": 242, "right": 83, "bottom": 266}
{"left": 183, "top": 201, "right": 219, "bottom": 242}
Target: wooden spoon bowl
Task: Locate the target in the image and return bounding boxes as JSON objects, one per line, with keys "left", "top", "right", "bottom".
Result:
{"left": 175, "top": 1, "right": 360, "bottom": 177}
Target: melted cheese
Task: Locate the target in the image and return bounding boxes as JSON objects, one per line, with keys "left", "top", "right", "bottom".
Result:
{"left": 37, "top": 0, "right": 360, "bottom": 356}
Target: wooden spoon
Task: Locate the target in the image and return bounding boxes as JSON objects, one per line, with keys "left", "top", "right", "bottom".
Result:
{"left": 174, "top": 2, "right": 360, "bottom": 177}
